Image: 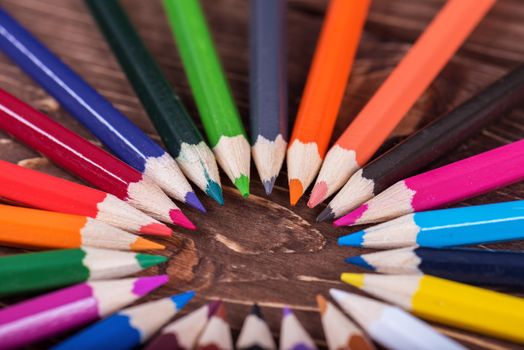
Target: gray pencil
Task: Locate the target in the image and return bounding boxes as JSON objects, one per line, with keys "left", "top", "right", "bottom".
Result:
{"left": 250, "top": 0, "right": 288, "bottom": 195}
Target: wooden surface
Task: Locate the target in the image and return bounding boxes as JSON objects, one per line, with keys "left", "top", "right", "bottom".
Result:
{"left": 0, "top": 0, "right": 523, "bottom": 349}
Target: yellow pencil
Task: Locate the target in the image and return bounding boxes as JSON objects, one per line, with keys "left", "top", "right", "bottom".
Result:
{"left": 341, "top": 273, "right": 524, "bottom": 344}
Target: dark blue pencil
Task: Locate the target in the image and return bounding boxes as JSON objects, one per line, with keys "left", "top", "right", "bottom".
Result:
{"left": 250, "top": 0, "right": 288, "bottom": 195}
{"left": 347, "top": 247, "right": 524, "bottom": 289}
{"left": 53, "top": 291, "right": 195, "bottom": 350}
{"left": 0, "top": 8, "right": 204, "bottom": 212}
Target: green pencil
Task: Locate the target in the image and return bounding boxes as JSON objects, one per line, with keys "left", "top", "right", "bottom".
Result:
{"left": 0, "top": 247, "right": 167, "bottom": 296}
{"left": 86, "top": 0, "right": 223, "bottom": 205}
{"left": 163, "top": 0, "right": 251, "bottom": 197}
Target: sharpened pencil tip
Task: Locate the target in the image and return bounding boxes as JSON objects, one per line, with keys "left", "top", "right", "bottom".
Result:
{"left": 316, "top": 206, "right": 335, "bottom": 223}
{"left": 136, "top": 253, "right": 168, "bottom": 268}
{"left": 133, "top": 274, "right": 169, "bottom": 296}
{"left": 345, "top": 255, "right": 374, "bottom": 270}
{"left": 139, "top": 222, "right": 173, "bottom": 236}
{"left": 289, "top": 179, "right": 303, "bottom": 206}
{"left": 172, "top": 291, "right": 195, "bottom": 310}
{"left": 234, "top": 175, "right": 250, "bottom": 198}
{"left": 262, "top": 177, "right": 276, "bottom": 195}
{"left": 340, "top": 273, "right": 365, "bottom": 288}
{"left": 169, "top": 209, "right": 197, "bottom": 230}
{"left": 334, "top": 204, "right": 368, "bottom": 227}
{"left": 307, "top": 181, "right": 328, "bottom": 208}
{"left": 206, "top": 180, "right": 224, "bottom": 205}
{"left": 185, "top": 192, "right": 206, "bottom": 213}
{"left": 338, "top": 231, "right": 365, "bottom": 247}
{"left": 131, "top": 237, "right": 165, "bottom": 251}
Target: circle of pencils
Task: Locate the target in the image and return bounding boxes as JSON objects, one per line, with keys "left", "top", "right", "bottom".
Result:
{"left": 329, "top": 289, "right": 466, "bottom": 350}
{"left": 0, "top": 275, "right": 168, "bottom": 349}
{"left": 335, "top": 139, "right": 524, "bottom": 227}
{"left": 85, "top": 0, "right": 223, "bottom": 206}
{"left": 318, "top": 64, "right": 524, "bottom": 222}
{"left": 341, "top": 273, "right": 524, "bottom": 343}
{"left": 0, "top": 159, "right": 171, "bottom": 236}
{"left": 309, "top": 0, "right": 496, "bottom": 208}
{"left": 0, "top": 204, "right": 163, "bottom": 251}
{"left": 163, "top": 0, "right": 251, "bottom": 198}
{"left": 0, "top": 7, "right": 205, "bottom": 212}
{"left": 0, "top": 247, "right": 167, "bottom": 297}
{"left": 0, "top": 87, "right": 195, "bottom": 229}
{"left": 53, "top": 291, "right": 195, "bottom": 350}
{"left": 338, "top": 199, "right": 524, "bottom": 249}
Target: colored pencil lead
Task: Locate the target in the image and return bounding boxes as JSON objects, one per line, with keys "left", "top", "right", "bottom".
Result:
{"left": 146, "top": 300, "right": 221, "bottom": 350}
{"left": 318, "top": 64, "right": 524, "bottom": 221}
{"left": 335, "top": 139, "right": 524, "bottom": 227}
{"left": 0, "top": 7, "right": 205, "bottom": 212}
{"left": 0, "top": 247, "right": 167, "bottom": 296}
{"left": 86, "top": 0, "right": 223, "bottom": 205}
{"left": 54, "top": 291, "right": 195, "bottom": 350}
{"left": 329, "top": 289, "right": 465, "bottom": 350}
{"left": 0, "top": 87, "right": 195, "bottom": 229}
{"left": 163, "top": 0, "right": 251, "bottom": 198}
{"left": 0, "top": 275, "right": 168, "bottom": 349}
{"left": 280, "top": 306, "right": 317, "bottom": 350}
{"left": 309, "top": 0, "right": 495, "bottom": 208}
{"left": 341, "top": 273, "right": 524, "bottom": 343}
{"left": 287, "top": 0, "right": 370, "bottom": 205}
{"left": 237, "top": 304, "right": 276, "bottom": 350}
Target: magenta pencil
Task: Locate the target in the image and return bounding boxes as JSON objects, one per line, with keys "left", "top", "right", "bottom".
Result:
{"left": 335, "top": 140, "right": 524, "bottom": 227}
{"left": 0, "top": 275, "right": 167, "bottom": 350}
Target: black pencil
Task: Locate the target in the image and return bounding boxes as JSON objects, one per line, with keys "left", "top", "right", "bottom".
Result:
{"left": 347, "top": 247, "right": 524, "bottom": 290}
{"left": 318, "top": 65, "right": 524, "bottom": 222}
{"left": 250, "top": 0, "right": 288, "bottom": 195}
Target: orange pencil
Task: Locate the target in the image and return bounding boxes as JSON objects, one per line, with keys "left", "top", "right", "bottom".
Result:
{"left": 308, "top": 0, "right": 495, "bottom": 208}
{"left": 0, "top": 204, "right": 163, "bottom": 251}
{"left": 287, "top": 0, "right": 370, "bottom": 205}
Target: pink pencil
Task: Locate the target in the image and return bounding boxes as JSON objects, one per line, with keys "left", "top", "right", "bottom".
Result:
{"left": 0, "top": 275, "right": 167, "bottom": 350}
{"left": 334, "top": 140, "right": 524, "bottom": 227}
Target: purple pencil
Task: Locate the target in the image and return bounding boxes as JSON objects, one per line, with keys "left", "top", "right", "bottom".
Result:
{"left": 279, "top": 307, "right": 317, "bottom": 350}
{"left": 0, "top": 275, "right": 168, "bottom": 350}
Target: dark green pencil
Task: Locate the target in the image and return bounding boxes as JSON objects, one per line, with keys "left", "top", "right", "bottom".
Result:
{"left": 0, "top": 247, "right": 166, "bottom": 296}
{"left": 86, "top": 0, "right": 223, "bottom": 204}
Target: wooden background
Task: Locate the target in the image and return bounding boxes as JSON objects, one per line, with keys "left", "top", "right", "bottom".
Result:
{"left": 0, "top": 0, "right": 523, "bottom": 349}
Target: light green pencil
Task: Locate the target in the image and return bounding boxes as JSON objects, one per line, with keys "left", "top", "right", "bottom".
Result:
{"left": 163, "top": 0, "right": 250, "bottom": 197}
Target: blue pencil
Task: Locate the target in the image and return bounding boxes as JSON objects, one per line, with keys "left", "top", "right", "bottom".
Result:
{"left": 53, "top": 291, "right": 195, "bottom": 350}
{"left": 338, "top": 200, "right": 524, "bottom": 249}
{"left": 347, "top": 247, "right": 524, "bottom": 289}
{"left": 250, "top": 0, "right": 288, "bottom": 195}
{"left": 0, "top": 8, "right": 204, "bottom": 212}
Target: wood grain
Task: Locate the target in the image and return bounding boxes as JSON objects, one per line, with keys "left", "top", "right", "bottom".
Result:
{"left": 0, "top": 0, "right": 523, "bottom": 349}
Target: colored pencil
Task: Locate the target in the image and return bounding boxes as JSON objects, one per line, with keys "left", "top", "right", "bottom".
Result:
{"left": 330, "top": 289, "right": 466, "bottom": 350}
{"left": 0, "top": 160, "right": 171, "bottom": 235}
{"left": 54, "top": 291, "right": 195, "bottom": 350}
{"left": 338, "top": 200, "right": 524, "bottom": 249}
{"left": 341, "top": 273, "right": 524, "bottom": 343}
{"left": 163, "top": 0, "right": 251, "bottom": 197}
{"left": 146, "top": 301, "right": 221, "bottom": 350}
{"left": 316, "top": 295, "right": 374, "bottom": 350}
{"left": 236, "top": 304, "right": 276, "bottom": 350}
{"left": 287, "top": 0, "right": 370, "bottom": 205}
{"left": 86, "top": 0, "right": 223, "bottom": 205}
{"left": 0, "top": 87, "right": 195, "bottom": 229}
{"left": 346, "top": 247, "right": 524, "bottom": 289}
{"left": 318, "top": 65, "right": 524, "bottom": 221}
{"left": 0, "top": 8, "right": 205, "bottom": 212}
{"left": 196, "top": 301, "right": 234, "bottom": 350}
{"left": 0, "top": 247, "right": 167, "bottom": 296}
{"left": 0, "top": 204, "right": 163, "bottom": 251}
{"left": 335, "top": 139, "right": 524, "bottom": 227}
{"left": 279, "top": 307, "right": 317, "bottom": 350}
{"left": 250, "top": 0, "right": 288, "bottom": 195}
{"left": 309, "top": 0, "right": 495, "bottom": 208}
{"left": 0, "top": 275, "right": 168, "bottom": 350}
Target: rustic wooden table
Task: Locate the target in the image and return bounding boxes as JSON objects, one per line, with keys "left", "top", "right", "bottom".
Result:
{"left": 1, "top": 0, "right": 523, "bottom": 349}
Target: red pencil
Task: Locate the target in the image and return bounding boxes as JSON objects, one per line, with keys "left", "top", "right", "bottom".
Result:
{"left": 0, "top": 160, "right": 171, "bottom": 235}
{"left": 0, "top": 88, "right": 195, "bottom": 230}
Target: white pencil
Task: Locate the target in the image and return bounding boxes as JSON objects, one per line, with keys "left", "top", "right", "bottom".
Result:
{"left": 280, "top": 307, "right": 317, "bottom": 350}
{"left": 236, "top": 304, "right": 276, "bottom": 350}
